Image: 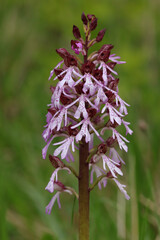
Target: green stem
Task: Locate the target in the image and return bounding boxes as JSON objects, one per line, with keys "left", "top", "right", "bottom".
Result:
{"left": 66, "top": 165, "right": 79, "bottom": 179}
{"left": 79, "top": 137, "right": 89, "bottom": 240}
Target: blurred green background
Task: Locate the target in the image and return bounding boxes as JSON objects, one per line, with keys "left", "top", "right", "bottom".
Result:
{"left": 0, "top": 0, "right": 160, "bottom": 239}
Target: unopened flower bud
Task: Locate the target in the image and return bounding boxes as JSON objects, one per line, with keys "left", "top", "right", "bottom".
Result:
{"left": 49, "top": 155, "right": 65, "bottom": 168}
{"left": 87, "top": 14, "right": 95, "bottom": 21}
{"left": 56, "top": 48, "right": 69, "bottom": 59}
{"left": 81, "top": 12, "right": 88, "bottom": 25}
{"left": 73, "top": 25, "right": 81, "bottom": 39}
{"left": 90, "top": 17, "right": 97, "bottom": 31}
{"left": 96, "top": 29, "right": 106, "bottom": 42}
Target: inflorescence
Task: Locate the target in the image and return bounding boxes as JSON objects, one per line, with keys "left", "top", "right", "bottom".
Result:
{"left": 42, "top": 13, "right": 133, "bottom": 214}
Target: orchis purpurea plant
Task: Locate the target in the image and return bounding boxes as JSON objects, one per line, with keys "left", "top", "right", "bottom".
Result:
{"left": 42, "top": 12, "right": 133, "bottom": 240}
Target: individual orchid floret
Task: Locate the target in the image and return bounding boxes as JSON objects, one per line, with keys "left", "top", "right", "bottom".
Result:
{"left": 115, "top": 95, "right": 130, "bottom": 115}
{"left": 71, "top": 40, "right": 83, "bottom": 55}
{"left": 101, "top": 154, "right": 123, "bottom": 178}
{"left": 83, "top": 74, "right": 96, "bottom": 95}
{"left": 45, "top": 107, "right": 68, "bottom": 135}
{"left": 74, "top": 94, "right": 88, "bottom": 119}
{"left": 45, "top": 167, "right": 71, "bottom": 193}
{"left": 102, "top": 102, "right": 123, "bottom": 125}
{"left": 72, "top": 118, "right": 99, "bottom": 143}
{"left": 45, "top": 181, "right": 72, "bottom": 214}
{"left": 111, "top": 128, "right": 129, "bottom": 152}
{"left": 94, "top": 87, "right": 108, "bottom": 106}
{"left": 53, "top": 136, "right": 75, "bottom": 159}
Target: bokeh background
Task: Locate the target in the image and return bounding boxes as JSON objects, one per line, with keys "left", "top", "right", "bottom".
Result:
{"left": 0, "top": 0, "right": 160, "bottom": 239}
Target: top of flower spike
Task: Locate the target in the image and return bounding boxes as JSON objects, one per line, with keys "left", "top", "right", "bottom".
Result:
{"left": 55, "top": 13, "right": 107, "bottom": 61}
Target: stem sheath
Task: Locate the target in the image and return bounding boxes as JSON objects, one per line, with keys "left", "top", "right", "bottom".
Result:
{"left": 79, "top": 137, "right": 89, "bottom": 240}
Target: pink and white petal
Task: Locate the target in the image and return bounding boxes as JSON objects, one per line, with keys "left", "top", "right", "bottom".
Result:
{"left": 71, "top": 138, "right": 75, "bottom": 152}
{"left": 114, "top": 179, "right": 130, "bottom": 200}
{"left": 45, "top": 192, "right": 61, "bottom": 214}
{"left": 54, "top": 144, "right": 64, "bottom": 158}
{"left": 88, "top": 122, "right": 100, "bottom": 137}
{"left": 56, "top": 193, "right": 61, "bottom": 208}
{"left": 122, "top": 120, "right": 133, "bottom": 135}
{"left": 45, "top": 180, "right": 54, "bottom": 193}
{"left": 106, "top": 65, "right": 118, "bottom": 75}
{"left": 42, "top": 135, "right": 55, "bottom": 159}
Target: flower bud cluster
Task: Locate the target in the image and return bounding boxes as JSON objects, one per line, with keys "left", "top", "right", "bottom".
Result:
{"left": 42, "top": 13, "right": 133, "bottom": 214}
